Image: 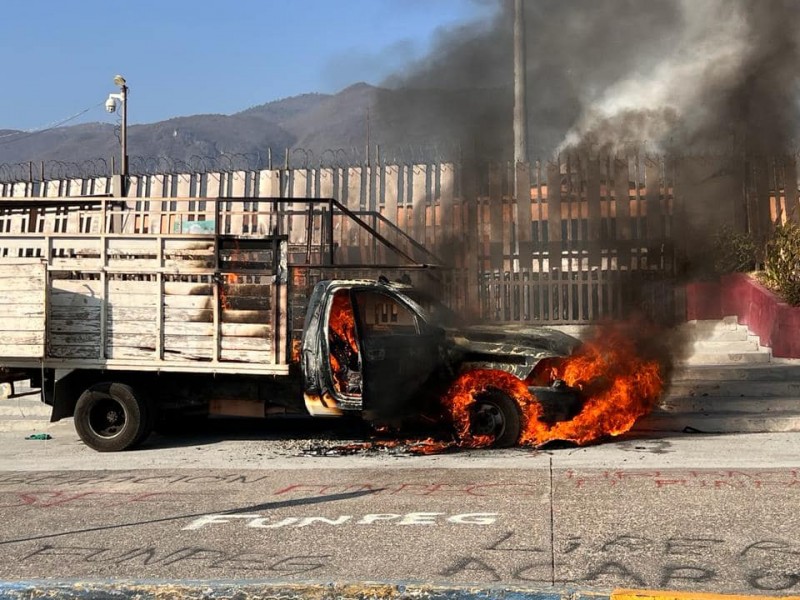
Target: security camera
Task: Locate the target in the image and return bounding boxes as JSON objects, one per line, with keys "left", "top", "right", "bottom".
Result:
{"left": 105, "top": 96, "right": 117, "bottom": 113}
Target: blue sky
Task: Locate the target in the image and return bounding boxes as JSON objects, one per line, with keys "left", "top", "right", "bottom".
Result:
{"left": 0, "top": 0, "right": 496, "bottom": 130}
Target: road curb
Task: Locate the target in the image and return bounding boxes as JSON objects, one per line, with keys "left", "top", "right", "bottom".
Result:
{"left": 0, "top": 580, "right": 609, "bottom": 600}
{"left": 2, "top": 582, "right": 799, "bottom": 600}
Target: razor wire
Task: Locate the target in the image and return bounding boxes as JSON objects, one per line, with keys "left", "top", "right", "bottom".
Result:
{"left": 4, "top": 146, "right": 800, "bottom": 184}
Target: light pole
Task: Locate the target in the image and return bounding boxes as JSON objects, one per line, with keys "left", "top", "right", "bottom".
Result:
{"left": 513, "top": 0, "right": 528, "bottom": 167}
{"left": 106, "top": 74, "right": 128, "bottom": 196}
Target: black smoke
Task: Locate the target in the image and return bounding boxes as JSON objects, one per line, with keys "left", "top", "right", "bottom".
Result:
{"left": 376, "top": 0, "right": 800, "bottom": 159}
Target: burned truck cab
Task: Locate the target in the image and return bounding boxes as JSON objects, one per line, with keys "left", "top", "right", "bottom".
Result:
{"left": 300, "top": 277, "right": 584, "bottom": 446}
{"left": 300, "top": 279, "right": 446, "bottom": 421}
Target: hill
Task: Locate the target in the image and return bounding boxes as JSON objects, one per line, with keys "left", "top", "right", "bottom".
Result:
{"left": 0, "top": 82, "right": 512, "bottom": 172}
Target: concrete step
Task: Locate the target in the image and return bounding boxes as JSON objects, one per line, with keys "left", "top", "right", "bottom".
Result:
{"left": 665, "top": 379, "right": 800, "bottom": 398}
{"left": 687, "top": 328, "right": 750, "bottom": 342}
{"left": 670, "top": 362, "right": 800, "bottom": 382}
{"left": 680, "top": 350, "right": 772, "bottom": 366}
{"left": 680, "top": 317, "right": 739, "bottom": 332}
{"left": 658, "top": 395, "right": 800, "bottom": 414}
{"left": 634, "top": 410, "right": 800, "bottom": 433}
{"left": 691, "top": 339, "right": 760, "bottom": 352}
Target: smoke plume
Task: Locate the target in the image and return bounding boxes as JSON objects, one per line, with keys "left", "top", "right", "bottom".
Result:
{"left": 377, "top": 0, "right": 800, "bottom": 158}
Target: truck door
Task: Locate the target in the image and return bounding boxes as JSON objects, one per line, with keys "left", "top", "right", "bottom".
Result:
{"left": 352, "top": 288, "right": 442, "bottom": 420}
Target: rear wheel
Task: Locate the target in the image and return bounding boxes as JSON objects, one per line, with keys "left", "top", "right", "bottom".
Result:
{"left": 74, "top": 383, "right": 152, "bottom": 452}
{"left": 470, "top": 388, "right": 521, "bottom": 448}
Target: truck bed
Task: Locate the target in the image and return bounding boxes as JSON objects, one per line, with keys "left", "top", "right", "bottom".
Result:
{"left": 0, "top": 233, "right": 290, "bottom": 375}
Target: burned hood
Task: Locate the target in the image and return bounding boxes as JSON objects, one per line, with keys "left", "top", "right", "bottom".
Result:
{"left": 445, "top": 324, "right": 580, "bottom": 379}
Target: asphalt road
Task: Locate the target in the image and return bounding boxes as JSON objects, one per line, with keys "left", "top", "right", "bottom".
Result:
{"left": 0, "top": 419, "right": 799, "bottom": 594}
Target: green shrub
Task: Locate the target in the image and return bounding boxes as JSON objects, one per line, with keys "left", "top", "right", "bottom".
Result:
{"left": 712, "top": 225, "right": 757, "bottom": 274}
{"left": 763, "top": 222, "right": 800, "bottom": 306}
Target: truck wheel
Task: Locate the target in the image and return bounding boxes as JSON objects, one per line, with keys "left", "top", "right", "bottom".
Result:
{"left": 74, "top": 383, "right": 151, "bottom": 452}
{"left": 470, "top": 388, "right": 521, "bottom": 448}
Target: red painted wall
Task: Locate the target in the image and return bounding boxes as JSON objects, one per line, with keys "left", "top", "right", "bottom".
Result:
{"left": 685, "top": 274, "right": 800, "bottom": 358}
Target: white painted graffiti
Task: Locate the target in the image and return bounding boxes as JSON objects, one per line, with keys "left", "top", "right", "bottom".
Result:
{"left": 183, "top": 512, "right": 499, "bottom": 530}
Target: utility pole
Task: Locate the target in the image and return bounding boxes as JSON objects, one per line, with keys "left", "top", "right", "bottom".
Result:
{"left": 106, "top": 75, "right": 128, "bottom": 197}
{"left": 513, "top": 0, "right": 528, "bottom": 167}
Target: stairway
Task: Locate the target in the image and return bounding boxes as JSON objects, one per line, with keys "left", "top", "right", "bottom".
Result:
{"left": 635, "top": 317, "right": 800, "bottom": 433}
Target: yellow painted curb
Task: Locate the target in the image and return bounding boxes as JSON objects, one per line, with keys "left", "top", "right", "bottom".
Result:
{"left": 613, "top": 589, "right": 800, "bottom": 600}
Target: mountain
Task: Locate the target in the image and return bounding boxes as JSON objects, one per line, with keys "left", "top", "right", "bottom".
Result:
{"left": 0, "top": 84, "right": 383, "bottom": 170}
{"left": 0, "top": 82, "right": 508, "bottom": 173}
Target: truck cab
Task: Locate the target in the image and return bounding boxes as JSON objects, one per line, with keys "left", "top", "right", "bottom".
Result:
{"left": 300, "top": 278, "right": 446, "bottom": 421}
{"left": 299, "top": 277, "right": 583, "bottom": 444}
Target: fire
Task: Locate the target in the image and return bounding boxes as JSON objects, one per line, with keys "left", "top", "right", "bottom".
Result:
{"left": 328, "top": 291, "right": 359, "bottom": 393}
{"left": 443, "top": 320, "right": 665, "bottom": 448}
{"left": 219, "top": 273, "right": 238, "bottom": 310}
{"left": 440, "top": 369, "right": 542, "bottom": 448}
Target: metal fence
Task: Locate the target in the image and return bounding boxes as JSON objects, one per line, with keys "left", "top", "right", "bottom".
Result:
{"left": 1, "top": 152, "right": 797, "bottom": 324}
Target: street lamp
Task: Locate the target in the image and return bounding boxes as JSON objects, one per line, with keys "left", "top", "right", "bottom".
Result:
{"left": 106, "top": 74, "right": 128, "bottom": 196}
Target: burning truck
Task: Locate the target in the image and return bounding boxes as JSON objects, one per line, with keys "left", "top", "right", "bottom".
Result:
{"left": 0, "top": 198, "right": 665, "bottom": 452}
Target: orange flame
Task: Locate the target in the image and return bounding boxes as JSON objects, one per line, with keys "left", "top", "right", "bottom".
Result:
{"left": 328, "top": 291, "right": 359, "bottom": 393}
{"left": 219, "top": 273, "right": 238, "bottom": 311}
{"left": 440, "top": 369, "right": 542, "bottom": 448}
{"left": 443, "top": 320, "right": 665, "bottom": 448}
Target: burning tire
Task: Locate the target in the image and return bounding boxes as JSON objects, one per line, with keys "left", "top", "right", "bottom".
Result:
{"left": 442, "top": 369, "right": 530, "bottom": 448}
{"left": 469, "top": 388, "right": 521, "bottom": 448}
{"left": 74, "top": 382, "right": 152, "bottom": 452}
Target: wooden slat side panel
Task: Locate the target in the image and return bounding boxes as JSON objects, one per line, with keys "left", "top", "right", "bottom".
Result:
{"left": 0, "top": 262, "right": 45, "bottom": 358}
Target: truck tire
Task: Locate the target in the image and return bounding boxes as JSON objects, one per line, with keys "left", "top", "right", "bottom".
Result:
{"left": 74, "top": 383, "right": 152, "bottom": 452}
{"left": 470, "top": 388, "right": 521, "bottom": 448}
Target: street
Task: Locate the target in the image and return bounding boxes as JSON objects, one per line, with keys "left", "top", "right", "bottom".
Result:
{"left": 0, "top": 419, "right": 798, "bottom": 594}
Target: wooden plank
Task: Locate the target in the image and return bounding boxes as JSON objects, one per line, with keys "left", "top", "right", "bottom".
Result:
{"left": 107, "top": 280, "right": 158, "bottom": 294}
{"left": 108, "top": 320, "right": 156, "bottom": 335}
{"left": 220, "top": 323, "right": 271, "bottom": 337}
{"left": 162, "top": 295, "right": 213, "bottom": 309}
{"left": 107, "top": 333, "right": 157, "bottom": 348}
{"left": 49, "top": 333, "right": 102, "bottom": 347}
{"left": 0, "top": 332, "right": 44, "bottom": 345}
{"left": 0, "top": 276, "right": 44, "bottom": 292}
{"left": 1, "top": 344, "right": 46, "bottom": 358}
{"left": 0, "top": 305, "right": 48, "bottom": 318}
{"left": 219, "top": 349, "right": 273, "bottom": 363}
{"left": 107, "top": 306, "right": 159, "bottom": 322}
{"left": 0, "top": 288, "right": 46, "bottom": 306}
{"left": 221, "top": 309, "right": 272, "bottom": 324}
{"left": 220, "top": 337, "right": 272, "bottom": 351}
{"left": 162, "top": 307, "right": 213, "bottom": 323}
{"left": 105, "top": 293, "right": 159, "bottom": 308}
{"left": 49, "top": 345, "right": 100, "bottom": 359}
{"left": 0, "top": 262, "right": 46, "bottom": 278}
{"left": 159, "top": 322, "right": 218, "bottom": 336}
{"left": 164, "top": 282, "right": 214, "bottom": 296}
{"left": 105, "top": 346, "right": 155, "bottom": 359}
{"left": 49, "top": 306, "right": 100, "bottom": 321}
{"left": 49, "top": 318, "right": 101, "bottom": 334}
